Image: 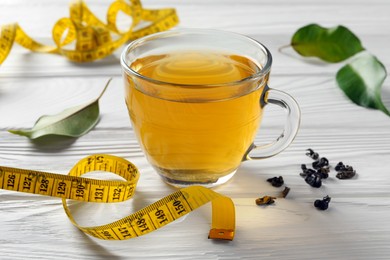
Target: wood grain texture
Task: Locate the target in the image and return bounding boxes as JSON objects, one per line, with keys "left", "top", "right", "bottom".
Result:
{"left": 1, "top": 0, "right": 390, "bottom": 259}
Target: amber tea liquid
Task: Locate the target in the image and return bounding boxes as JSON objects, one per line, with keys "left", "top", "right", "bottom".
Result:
{"left": 124, "top": 51, "right": 267, "bottom": 185}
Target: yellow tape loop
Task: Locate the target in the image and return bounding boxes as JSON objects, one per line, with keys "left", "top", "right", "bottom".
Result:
{"left": 0, "top": 154, "right": 235, "bottom": 241}
{"left": 0, "top": 0, "right": 179, "bottom": 64}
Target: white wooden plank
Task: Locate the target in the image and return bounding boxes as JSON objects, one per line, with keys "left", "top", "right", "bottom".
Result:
{"left": 1, "top": 75, "right": 389, "bottom": 129}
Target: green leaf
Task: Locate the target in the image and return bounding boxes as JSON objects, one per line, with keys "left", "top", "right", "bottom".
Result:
{"left": 336, "top": 53, "right": 389, "bottom": 116}
{"left": 291, "top": 24, "right": 365, "bottom": 63}
{"left": 9, "top": 78, "right": 112, "bottom": 139}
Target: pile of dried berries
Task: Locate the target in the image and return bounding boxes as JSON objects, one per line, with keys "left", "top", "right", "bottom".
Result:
{"left": 300, "top": 148, "right": 356, "bottom": 188}
{"left": 255, "top": 148, "right": 357, "bottom": 211}
{"left": 301, "top": 148, "right": 357, "bottom": 210}
{"left": 300, "top": 149, "right": 331, "bottom": 188}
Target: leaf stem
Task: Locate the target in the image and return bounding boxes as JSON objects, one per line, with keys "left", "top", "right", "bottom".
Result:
{"left": 97, "top": 77, "right": 113, "bottom": 100}
{"left": 278, "top": 44, "right": 291, "bottom": 53}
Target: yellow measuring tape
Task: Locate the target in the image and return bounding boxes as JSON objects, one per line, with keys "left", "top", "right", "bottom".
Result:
{"left": 0, "top": 0, "right": 179, "bottom": 64}
{"left": 0, "top": 154, "right": 235, "bottom": 241}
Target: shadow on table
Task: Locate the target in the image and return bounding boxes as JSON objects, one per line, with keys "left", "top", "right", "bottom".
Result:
{"left": 29, "top": 135, "right": 77, "bottom": 152}
{"left": 382, "top": 87, "right": 390, "bottom": 110}
{"left": 78, "top": 234, "right": 124, "bottom": 260}
{"left": 69, "top": 55, "right": 121, "bottom": 68}
{"left": 215, "top": 164, "right": 272, "bottom": 197}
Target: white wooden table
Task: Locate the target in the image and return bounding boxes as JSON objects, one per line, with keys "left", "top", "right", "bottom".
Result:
{"left": 1, "top": 0, "right": 390, "bottom": 259}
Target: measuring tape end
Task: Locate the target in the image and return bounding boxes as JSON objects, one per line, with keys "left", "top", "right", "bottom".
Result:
{"left": 208, "top": 228, "right": 234, "bottom": 241}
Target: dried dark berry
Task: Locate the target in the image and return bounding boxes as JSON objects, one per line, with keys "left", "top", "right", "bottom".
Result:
{"left": 281, "top": 186, "right": 290, "bottom": 198}
{"left": 305, "top": 174, "right": 322, "bottom": 188}
{"left": 306, "top": 149, "right": 319, "bottom": 160}
{"left": 312, "top": 157, "right": 329, "bottom": 169}
{"left": 316, "top": 167, "right": 329, "bottom": 179}
{"left": 312, "top": 160, "right": 320, "bottom": 169}
{"left": 314, "top": 195, "right": 331, "bottom": 210}
{"left": 300, "top": 168, "right": 316, "bottom": 177}
{"left": 336, "top": 170, "right": 356, "bottom": 179}
{"left": 320, "top": 157, "right": 329, "bottom": 166}
{"left": 321, "top": 166, "right": 330, "bottom": 173}
{"left": 301, "top": 164, "right": 307, "bottom": 171}
{"left": 335, "top": 161, "right": 345, "bottom": 171}
{"left": 305, "top": 149, "right": 314, "bottom": 157}
{"left": 319, "top": 172, "right": 329, "bottom": 179}
{"left": 255, "top": 196, "right": 276, "bottom": 205}
{"left": 267, "top": 176, "right": 284, "bottom": 187}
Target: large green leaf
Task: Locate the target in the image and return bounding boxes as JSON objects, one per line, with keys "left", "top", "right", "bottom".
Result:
{"left": 336, "top": 53, "right": 389, "bottom": 116}
{"left": 9, "top": 78, "right": 112, "bottom": 139}
{"left": 291, "top": 24, "right": 365, "bottom": 63}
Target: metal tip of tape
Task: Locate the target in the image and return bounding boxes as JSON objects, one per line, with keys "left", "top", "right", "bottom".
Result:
{"left": 208, "top": 228, "right": 234, "bottom": 241}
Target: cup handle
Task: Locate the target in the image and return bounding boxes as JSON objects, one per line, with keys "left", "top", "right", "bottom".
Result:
{"left": 243, "top": 86, "right": 301, "bottom": 160}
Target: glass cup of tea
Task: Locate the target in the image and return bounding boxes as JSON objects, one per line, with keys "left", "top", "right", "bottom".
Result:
{"left": 121, "top": 29, "right": 300, "bottom": 188}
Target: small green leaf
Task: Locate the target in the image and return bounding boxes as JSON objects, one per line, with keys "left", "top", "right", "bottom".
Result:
{"left": 291, "top": 24, "right": 365, "bottom": 63}
{"left": 336, "top": 53, "right": 389, "bottom": 116}
{"left": 9, "top": 78, "right": 112, "bottom": 139}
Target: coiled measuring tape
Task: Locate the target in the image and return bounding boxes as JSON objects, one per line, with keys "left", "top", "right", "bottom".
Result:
{"left": 0, "top": 0, "right": 179, "bottom": 64}
{"left": 0, "top": 154, "right": 235, "bottom": 241}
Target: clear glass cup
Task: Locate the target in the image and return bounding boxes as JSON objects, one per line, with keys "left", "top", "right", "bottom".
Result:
{"left": 121, "top": 29, "right": 300, "bottom": 188}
